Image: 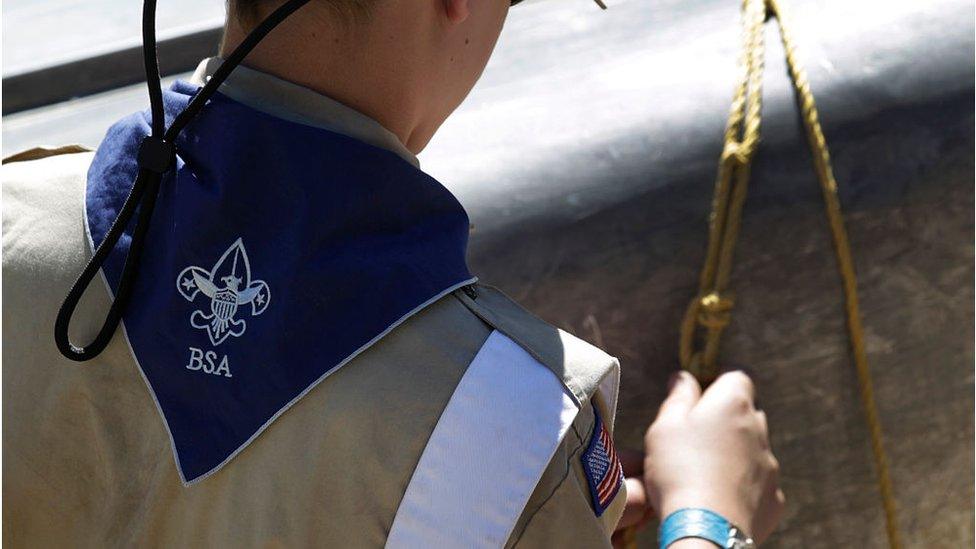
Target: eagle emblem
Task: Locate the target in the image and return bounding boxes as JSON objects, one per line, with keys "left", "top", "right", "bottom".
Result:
{"left": 176, "top": 238, "right": 270, "bottom": 346}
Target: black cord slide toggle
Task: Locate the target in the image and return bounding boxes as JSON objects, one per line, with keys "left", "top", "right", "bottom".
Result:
{"left": 137, "top": 136, "right": 176, "bottom": 174}
{"left": 54, "top": 0, "right": 312, "bottom": 361}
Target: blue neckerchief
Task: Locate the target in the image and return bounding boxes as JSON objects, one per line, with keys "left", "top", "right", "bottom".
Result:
{"left": 85, "top": 80, "right": 475, "bottom": 484}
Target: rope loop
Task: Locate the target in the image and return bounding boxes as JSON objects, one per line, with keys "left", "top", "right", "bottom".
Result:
{"left": 721, "top": 140, "right": 752, "bottom": 166}
{"left": 670, "top": 0, "right": 902, "bottom": 546}
{"left": 53, "top": 0, "right": 313, "bottom": 362}
{"left": 696, "top": 292, "right": 735, "bottom": 329}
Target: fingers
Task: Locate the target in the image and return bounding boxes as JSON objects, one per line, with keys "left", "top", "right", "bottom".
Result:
{"left": 775, "top": 488, "right": 787, "bottom": 510}
{"left": 754, "top": 477, "right": 787, "bottom": 543}
{"left": 755, "top": 410, "right": 768, "bottom": 433}
{"left": 616, "top": 477, "right": 653, "bottom": 530}
{"left": 754, "top": 450, "right": 784, "bottom": 543}
{"left": 755, "top": 410, "right": 770, "bottom": 449}
{"left": 699, "top": 370, "right": 756, "bottom": 412}
{"left": 656, "top": 371, "right": 702, "bottom": 419}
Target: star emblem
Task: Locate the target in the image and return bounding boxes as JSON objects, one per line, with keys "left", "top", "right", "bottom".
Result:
{"left": 255, "top": 293, "right": 266, "bottom": 306}
{"left": 181, "top": 278, "right": 195, "bottom": 291}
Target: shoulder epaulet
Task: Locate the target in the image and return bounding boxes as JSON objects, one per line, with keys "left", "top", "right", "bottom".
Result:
{"left": 2, "top": 145, "right": 92, "bottom": 165}
{"left": 455, "top": 283, "right": 620, "bottom": 425}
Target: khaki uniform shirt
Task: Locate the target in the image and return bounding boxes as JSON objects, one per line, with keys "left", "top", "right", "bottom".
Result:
{"left": 2, "top": 59, "right": 626, "bottom": 548}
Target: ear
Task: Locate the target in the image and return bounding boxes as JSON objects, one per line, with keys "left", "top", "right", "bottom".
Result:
{"left": 443, "top": 0, "right": 470, "bottom": 24}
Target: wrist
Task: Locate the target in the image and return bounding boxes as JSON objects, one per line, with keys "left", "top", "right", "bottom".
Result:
{"left": 669, "top": 540, "right": 721, "bottom": 549}
{"left": 658, "top": 508, "right": 755, "bottom": 549}
{"left": 659, "top": 492, "right": 753, "bottom": 540}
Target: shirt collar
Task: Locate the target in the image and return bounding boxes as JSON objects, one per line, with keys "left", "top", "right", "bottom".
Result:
{"left": 189, "top": 57, "right": 419, "bottom": 168}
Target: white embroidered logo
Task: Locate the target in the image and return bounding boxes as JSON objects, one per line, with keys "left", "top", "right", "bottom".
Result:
{"left": 176, "top": 238, "right": 270, "bottom": 346}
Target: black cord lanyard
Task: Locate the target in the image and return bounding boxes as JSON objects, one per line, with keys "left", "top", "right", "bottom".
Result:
{"left": 54, "top": 0, "right": 312, "bottom": 361}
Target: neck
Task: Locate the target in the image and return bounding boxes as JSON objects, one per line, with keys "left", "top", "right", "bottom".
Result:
{"left": 220, "top": 4, "right": 438, "bottom": 153}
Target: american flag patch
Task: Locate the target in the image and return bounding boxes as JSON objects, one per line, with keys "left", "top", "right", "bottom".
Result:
{"left": 581, "top": 408, "right": 624, "bottom": 516}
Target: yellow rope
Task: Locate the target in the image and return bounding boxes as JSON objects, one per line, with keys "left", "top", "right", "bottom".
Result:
{"left": 674, "top": 0, "right": 903, "bottom": 546}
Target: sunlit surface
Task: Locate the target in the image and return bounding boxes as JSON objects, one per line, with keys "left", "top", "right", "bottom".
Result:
{"left": 2, "top": 0, "right": 223, "bottom": 75}
{"left": 1, "top": 0, "right": 972, "bottom": 546}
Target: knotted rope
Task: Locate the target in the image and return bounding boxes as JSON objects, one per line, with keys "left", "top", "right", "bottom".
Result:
{"left": 672, "top": 0, "right": 902, "bottom": 546}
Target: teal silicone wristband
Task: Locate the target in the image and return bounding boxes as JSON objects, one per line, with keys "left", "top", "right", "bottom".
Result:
{"left": 658, "top": 507, "right": 730, "bottom": 548}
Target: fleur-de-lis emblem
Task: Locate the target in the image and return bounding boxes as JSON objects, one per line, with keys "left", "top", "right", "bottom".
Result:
{"left": 176, "top": 238, "right": 270, "bottom": 346}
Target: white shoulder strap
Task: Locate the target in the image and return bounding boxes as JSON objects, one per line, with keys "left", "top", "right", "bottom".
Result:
{"left": 386, "top": 330, "right": 580, "bottom": 548}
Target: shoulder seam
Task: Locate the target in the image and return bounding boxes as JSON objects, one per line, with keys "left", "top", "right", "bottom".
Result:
{"left": 450, "top": 289, "right": 585, "bottom": 406}
{"left": 452, "top": 285, "right": 618, "bottom": 408}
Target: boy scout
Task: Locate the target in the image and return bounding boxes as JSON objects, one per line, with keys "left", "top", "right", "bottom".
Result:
{"left": 2, "top": 0, "right": 784, "bottom": 547}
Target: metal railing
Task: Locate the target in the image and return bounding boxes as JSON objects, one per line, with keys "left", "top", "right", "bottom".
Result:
{"left": 2, "top": 26, "right": 222, "bottom": 115}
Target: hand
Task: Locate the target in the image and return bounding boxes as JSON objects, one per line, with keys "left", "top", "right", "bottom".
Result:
{"left": 611, "top": 449, "right": 655, "bottom": 548}
{"left": 611, "top": 478, "right": 655, "bottom": 548}
{"left": 643, "top": 371, "right": 785, "bottom": 544}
